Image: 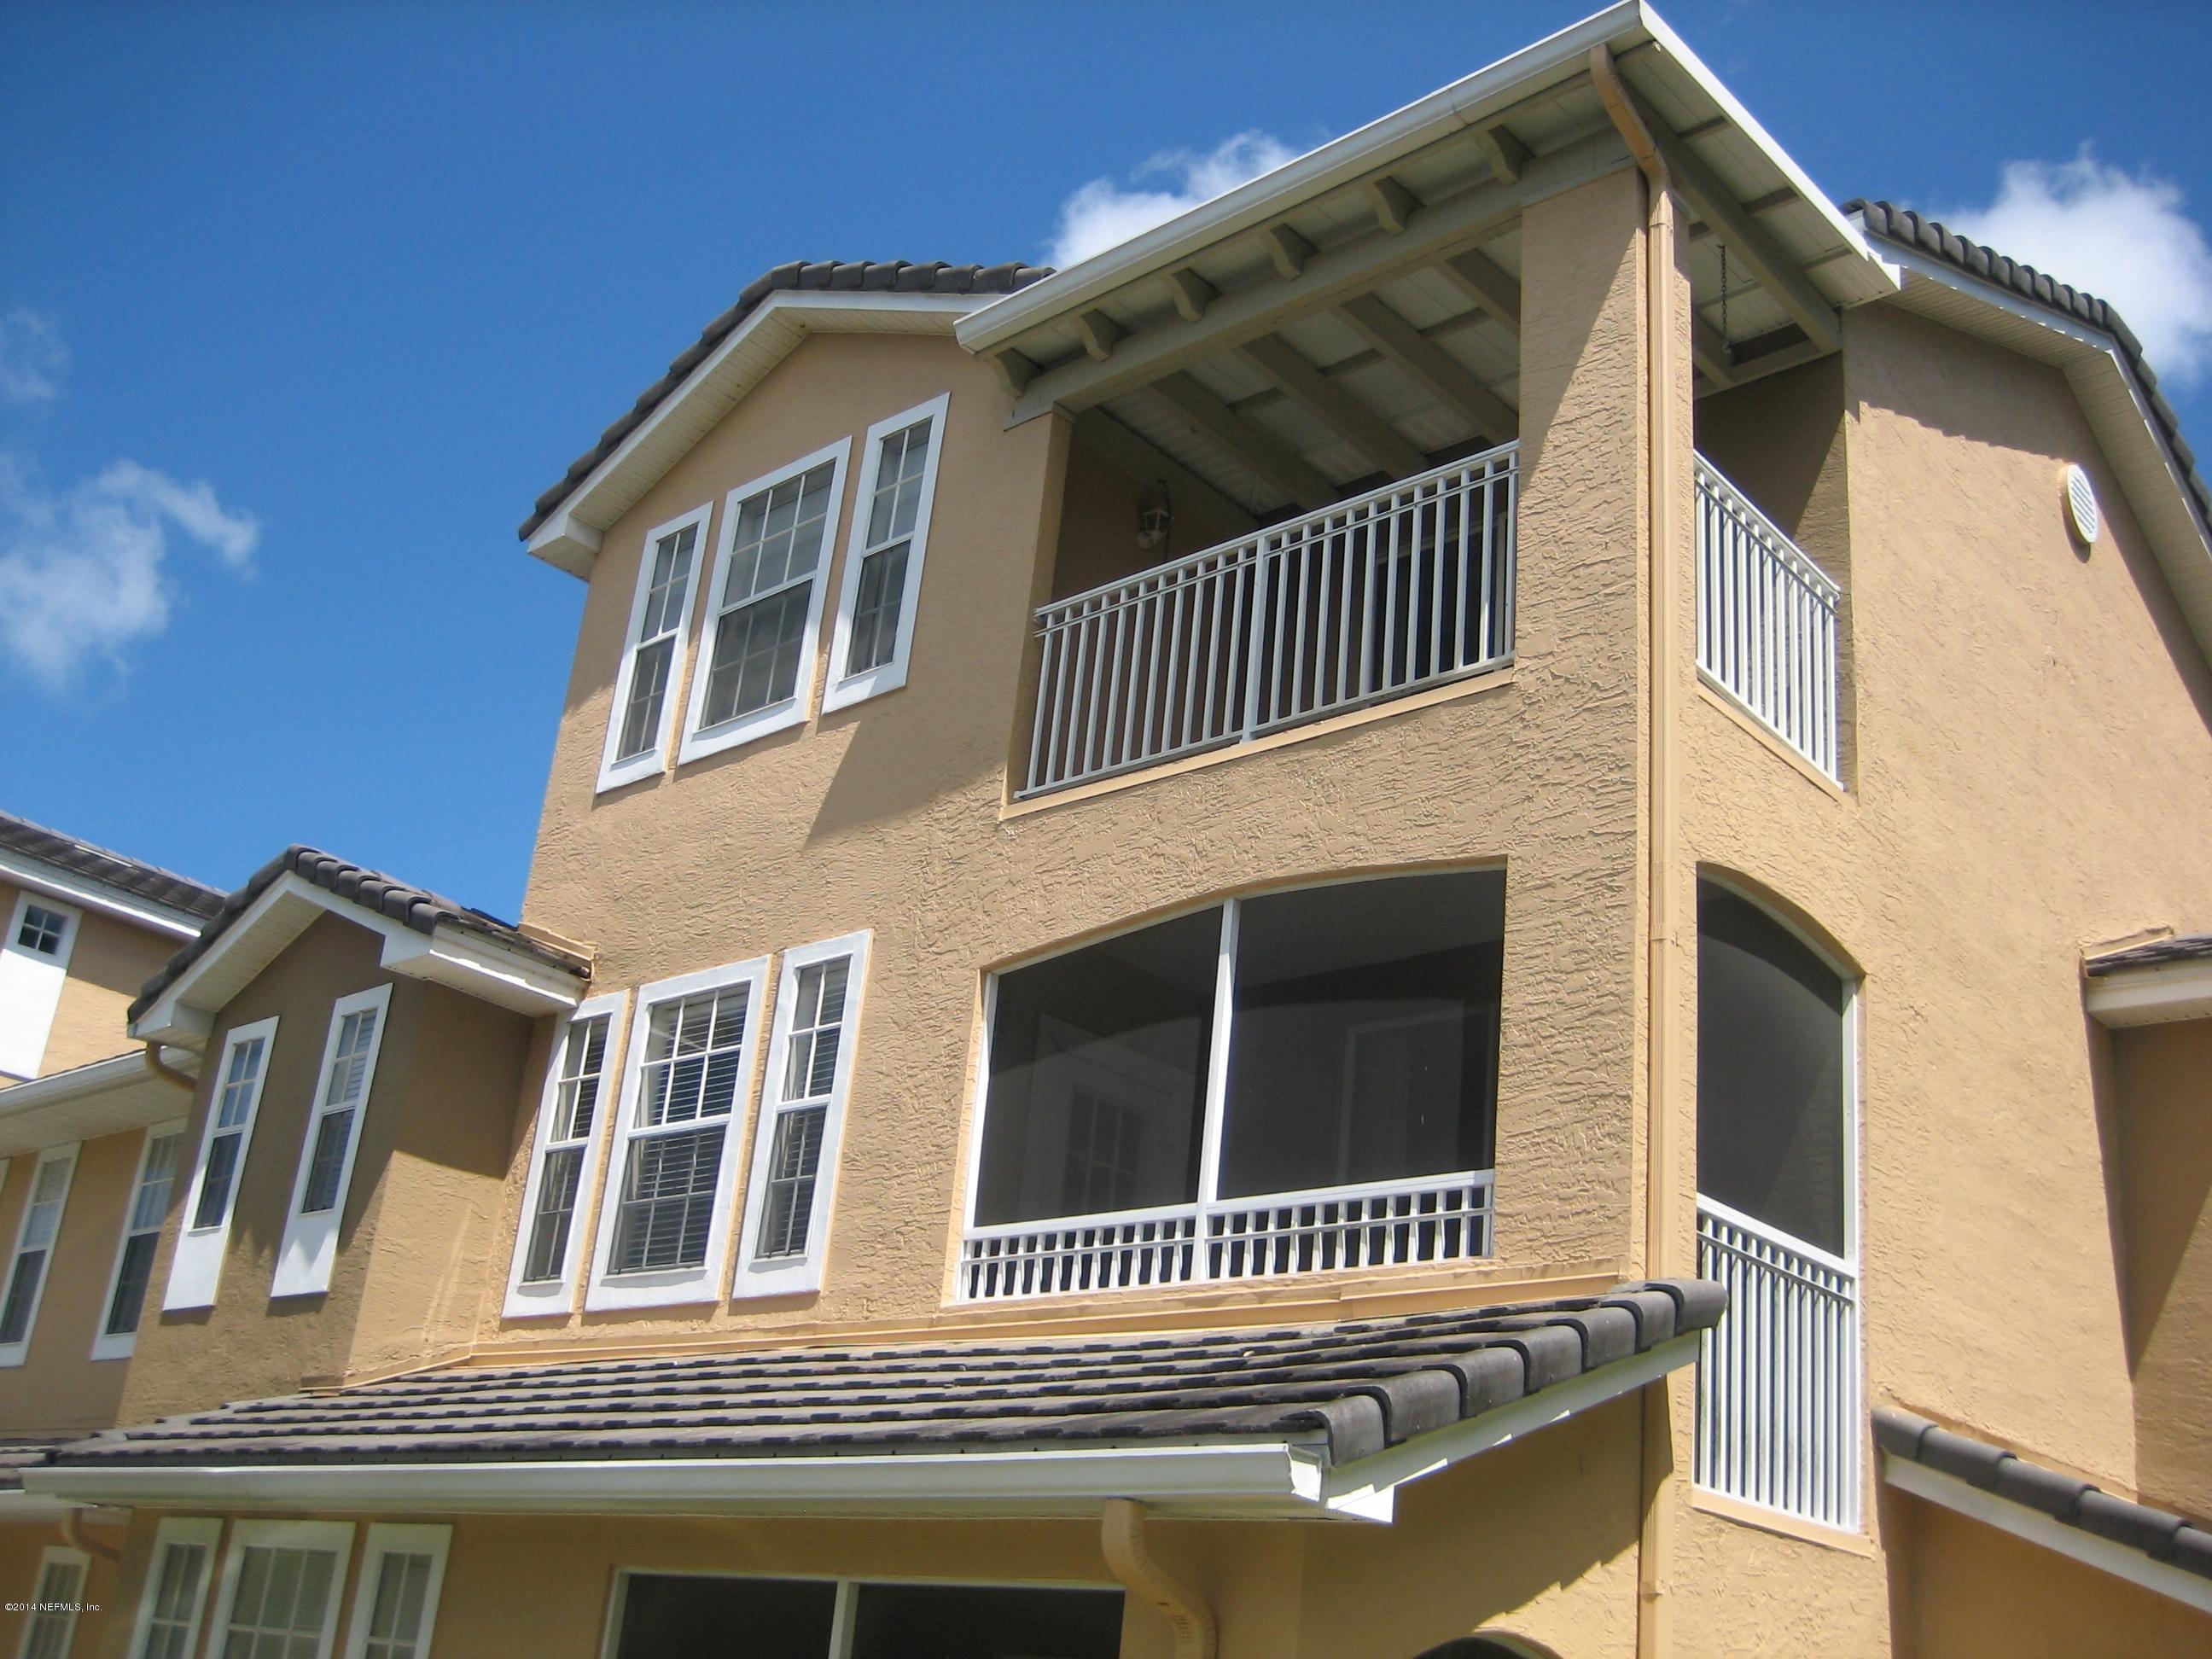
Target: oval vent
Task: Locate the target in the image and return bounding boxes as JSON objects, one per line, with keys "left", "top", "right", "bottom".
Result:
{"left": 2064, "top": 463, "right": 2100, "bottom": 547}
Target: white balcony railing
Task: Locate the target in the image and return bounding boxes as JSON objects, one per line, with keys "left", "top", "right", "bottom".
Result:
{"left": 1024, "top": 445, "right": 1518, "bottom": 796}
{"left": 958, "top": 1170, "right": 1493, "bottom": 1302}
{"left": 1694, "top": 1195, "right": 1860, "bottom": 1530}
{"left": 1695, "top": 457, "right": 1841, "bottom": 781}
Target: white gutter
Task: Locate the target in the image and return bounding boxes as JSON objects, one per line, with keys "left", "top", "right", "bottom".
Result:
{"left": 2085, "top": 959, "right": 2212, "bottom": 1027}
{"left": 0, "top": 847, "right": 209, "bottom": 940}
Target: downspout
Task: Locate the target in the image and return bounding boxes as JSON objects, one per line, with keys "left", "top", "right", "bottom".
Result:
{"left": 61, "top": 1506, "right": 120, "bottom": 1563}
{"left": 1590, "top": 43, "right": 1682, "bottom": 1659}
{"left": 1102, "top": 1499, "right": 1216, "bottom": 1659}
{"left": 143, "top": 1042, "right": 196, "bottom": 1093}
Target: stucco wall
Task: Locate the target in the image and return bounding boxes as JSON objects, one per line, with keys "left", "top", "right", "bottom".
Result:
{"left": 0, "top": 1125, "right": 151, "bottom": 1433}
{"left": 0, "top": 878, "right": 178, "bottom": 1083}
{"left": 2112, "top": 1016, "right": 2212, "bottom": 1516}
{"left": 0, "top": 1516, "right": 126, "bottom": 1659}
{"left": 503, "top": 166, "right": 1651, "bottom": 1354}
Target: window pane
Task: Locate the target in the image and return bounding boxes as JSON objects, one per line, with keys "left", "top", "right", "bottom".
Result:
{"left": 131, "top": 1132, "right": 182, "bottom": 1231}
{"left": 16, "top": 905, "right": 66, "bottom": 956}
{"left": 613, "top": 1575, "right": 835, "bottom": 1659}
{"left": 521, "top": 1146, "right": 585, "bottom": 1284}
{"left": 611, "top": 1126, "right": 723, "bottom": 1272}
{"left": 363, "top": 1550, "right": 434, "bottom": 1658}
{"left": 105, "top": 1231, "right": 160, "bottom": 1336}
{"left": 975, "top": 908, "right": 1218, "bottom": 1225}
{"left": 143, "top": 1540, "right": 208, "bottom": 1659}
{"left": 844, "top": 543, "right": 909, "bottom": 675}
{"left": 195, "top": 1132, "right": 242, "bottom": 1230}
{"left": 754, "top": 1105, "right": 825, "bottom": 1259}
{"left": 701, "top": 584, "right": 809, "bottom": 726}
{"left": 0, "top": 1248, "right": 47, "bottom": 1344}
{"left": 1216, "top": 872, "right": 1505, "bottom": 1200}
{"left": 637, "top": 526, "right": 696, "bottom": 641}
{"left": 1696, "top": 885, "right": 1848, "bottom": 1254}
{"left": 300, "top": 1108, "right": 355, "bottom": 1214}
{"left": 223, "top": 1546, "right": 336, "bottom": 1655}
{"left": 851, "top": 1581, "right": 1122, "bottom": 1659}
{"left": 553, "top": 1017, "right": 608, "bottom": 1141}
{"left": 216, "top": 1038, "right": 265, "bottom": 1129}
{"left": 616, "top": 635, "right": 675, "bottom": 760}
{"left": 638, "top": 987, "right": 749, "bottom": 1128}
{"left": 725, "top": 463, "right": 835, "bottom": 603}
{"left": 866, "top": 419, "right": 931, "bottom": 545}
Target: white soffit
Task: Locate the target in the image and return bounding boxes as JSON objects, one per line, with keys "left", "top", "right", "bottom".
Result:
{"left": 1872, "top": 237, "right": 2212, "bottom": 667}
{"left": 2085, "top": 959, "right": 2212, "bottom": 1027}
{"left": 131, "top": 873, "right": 581, "bottom": 1047}
{"left": 527, "top": 292, "right": 987, "bottom": 577}
{"left": 0, "top": 1051, "right": 198, "bottom": 1158}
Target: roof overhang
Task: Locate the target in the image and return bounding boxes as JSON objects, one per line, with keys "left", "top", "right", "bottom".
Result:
{"left": 131, "top": 870, "right": 582, "bottom": 1047}
{"left": 2085, "top": 956, "right": 2212, "bottom": 1027}
{"left": 527, "top": 291, "right": 992, "bottom": 577}
{"left": 0, "top": 1051, "right": 199, "bottom": 1157}
{"left": 1860, "top": 228, "right": 2212, "bottom": 669}
{"left": 0, "top": 846, "right": 207, "bottom": 939}
{"left": 26, "top": 1333, "right": 1695, "bottom": 1522}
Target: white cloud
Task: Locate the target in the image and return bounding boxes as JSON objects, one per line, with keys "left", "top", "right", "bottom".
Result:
{"left": 1049, "top": 131, "right": 1306, "bottom": 269}
{"left": 0, "top": 455, "right": 259, "bottom": 690}
{"left": 1942, "top": 147, "right": 2212, "bottom": 384}
{"left": 0, "top": 309, "right": 67, "bottom": 405}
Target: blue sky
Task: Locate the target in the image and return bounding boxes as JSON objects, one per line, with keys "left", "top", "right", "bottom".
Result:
{"left": 5, "top": 0, "right": 2210, "bottom": 917}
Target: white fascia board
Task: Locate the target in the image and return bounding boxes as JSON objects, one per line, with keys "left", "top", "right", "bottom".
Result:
{"left": 131, "top": 872, "right": 582, "bottom": 1045}
{"left": 26, "top": 1441, "right": 1331, "bottom": 1521}
{"left": 1883, "top": 1455, "right": 2212, "bottom": 1616}
{"left": 527, "top": 291, "right": 985, "bottom": 576}
{"left": 2086, "top": 960, "right": 2212, "bottom": 1027}
{"left": 0, "top": 847, "right": 207, "bottom": 940}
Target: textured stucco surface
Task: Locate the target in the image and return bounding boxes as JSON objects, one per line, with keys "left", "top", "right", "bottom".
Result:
{"left": 0, "top": 1516, "right": 125, "bottom": 1659}
{"left": 0, "top": 879, "right": 178, "bottom": 1082}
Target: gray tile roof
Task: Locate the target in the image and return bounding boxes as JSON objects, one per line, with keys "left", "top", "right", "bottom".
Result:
{"left": 1876, "top": 1407, "right": 2212, "bottom": 1581}
{"left": 0, "top": 1437, "right": 75, "bottom": 1493}
{"left": 1846, "top": 201, "right": 2212, "bottom": 538}
{"left": 0, "top": 810, "right": 224, "bottom": 922}
{"left": 129, "top": 845, "right": 590, "bottom": 1024}
{"left": 519, "top": 260, "right": 1055, "bottom": 542}
{"left": 2085, "top": 934, "right": 2212, "bottom": 975}
{"left": 47, "top": 1280, "right": 1720, "bottom": 1473}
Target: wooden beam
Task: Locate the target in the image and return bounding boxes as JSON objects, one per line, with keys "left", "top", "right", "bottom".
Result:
{"left": 1365, "top": 176, "right": 1421, "bottom": 236}
{"left": 1166, "top": 268, "right": 1216, "bottom": 324}
{"left": 1262, "top": 224, "right": 1315, "bottom": 281}
{"left": 989, "top": 348, "right": 1038, "bottom": 397}
{"left": 1476, "top": 124, "right": 1530, "bottom": 184}
{"left": 1240, "top": 334, "right": 1429, "bottom": 478}
{"left": 1633, "top": 89, "right": 1841, "bottom": 352}
{"left": 1437, "top": 247, "right": 1521, "bottom": 329}
{"left": 1691, "top": 314, "right": 1736, "bottom": 389}
{"left": 1150, "top": 371, "right": 1338, "bottom": 510}
{"left": 1336, "top": 294, "right": 1518, "bottom": 441}
{"left": 1074, "top": 310, "right": 1125, "bottom": 364}
{"left": 1071, "top": 408, "right": 1258, "bottom": 533}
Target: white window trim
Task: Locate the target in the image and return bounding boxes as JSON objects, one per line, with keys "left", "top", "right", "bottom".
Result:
{"left": 207, "top": 1520, "right": 354, "bottom": 1659}
{"left": 0, "top": 1143, "right": 78, "bottom": 1368}
{"left": 166, "top": 1015, "right": 279, "bottom": 1312}
{"left": 125, "top": 1516, "right": 222, "bottom": 1659}
{"left": 734, "top": 930, "right": 871, "bottom": 1300}
{"left": 0, "top": 891, "right": 81, "bottom": 1082}
{"left": 341, "top": 1522, "right": 451, "bottom": 1659}
{"left": 585, "top": 958, "right": 770, "bottom": 1313}
{"left": 504, "top": 992, "right": 627, "bottom": 1318}
{"left": 597, "top": 500, "right": 714, "bottom": 794}
{"left": 823, "top": 393, "right": 951, "bottom": 711}
{"left": 90, "top": 1118, "right": 185, "bottom": 1361}
{"left": 678, "top": 437, "right": 853, "bottom": 764}
{"left": 16, "top": 1543, "right": 88, "bottom": 1659}
{"left": 271, "top": 985, "right": 393, "bottom": 1299}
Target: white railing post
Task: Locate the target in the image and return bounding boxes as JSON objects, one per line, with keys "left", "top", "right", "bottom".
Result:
{"left": 1023, "top": 445, "right": 1519, "bottom": 796}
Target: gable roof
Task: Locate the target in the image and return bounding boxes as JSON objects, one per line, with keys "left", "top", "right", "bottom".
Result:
{"left": 31, "top": 1278, "right": 1720, "bottom": 1520}
{"left": 519, "top": 260, "right": 1051, "bottom": 562}
{"left": 130, "top": 846, "right": 589, "bottom": 1044}
{"left": 0, "top": 809, "right": 224, "bottom": 936}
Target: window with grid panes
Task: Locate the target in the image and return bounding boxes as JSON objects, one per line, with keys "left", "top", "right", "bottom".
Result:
{"left": 521, "top": 1013, "right": 609, "bottom": 1284}
{"left": 103, "top": 1128, "right": 182, "bottom": 1341}
{"left": 19, "top": 1551, "right": 84, "bottom": 1659}
{"left": 220, "top": 1543, "right": 341, "bottom": 1659}
{"left": 611, "top": 985, "right": 752, "bottom": 1272}
{"left": 195, "top": 1032, "right": 267, "bottom": 1230}
{"left": 133, "top": 1533, "right": 212, "bottom": 1659}
{"left": 0, "top": 1150, "right": 73, "bottom": 1349}
{"left": 355, "top": 1548, "right": 434, "bottom": 1659}
{"left": 755, "top": 957, "right": 848, "bottom": 1259}
{"left": 698, "top": 460, "right": 838, "bottom": 728}
{"left": 843, "top": 418, "right": 931, "bottom": 675}
{"left": 613, "top": 517, "right": 702, "bottom": 764}
{"left": 14, "top": 905, "right": 67, "bottom": 957}
{"left": 300, "top": 1004, "right": 379, "bottom": 1214}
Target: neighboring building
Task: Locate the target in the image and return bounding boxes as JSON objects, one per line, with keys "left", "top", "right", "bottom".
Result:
{"left": 6, "top": 3, "right": 2212, "bottom": 1654}
{"left": 0, "top": 813, "right": 224, "bottom": 1642}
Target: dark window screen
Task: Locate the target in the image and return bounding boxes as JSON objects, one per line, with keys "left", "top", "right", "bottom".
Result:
{"left": 850, "top": 1582, "right": 1123, "bottom": 1659}
{"left": 1696, "top": 883, "right": 1849, "bottom": 1254}
{"left": 614, "top": 1575, "right": 836, "bottom": 1659}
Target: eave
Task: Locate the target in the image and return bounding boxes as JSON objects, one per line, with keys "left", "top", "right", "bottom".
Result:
{"left": 0, "top": 846, "right": 209, "bottom": 940}
{"left": 2084, "top": 958, "right": 2212, "bottom": 1027}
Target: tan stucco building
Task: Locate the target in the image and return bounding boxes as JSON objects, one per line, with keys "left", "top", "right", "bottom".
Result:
{"left": 3, "top": 4, "right": 2210, "bottom": 1655}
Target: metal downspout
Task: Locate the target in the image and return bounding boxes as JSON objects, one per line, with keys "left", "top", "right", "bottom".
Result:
{"left": 61, "top": 1506, "right": 120, "bottom": 1563}
{"left": 1102, "top": 1499, "right": 1216, "bottom": 1659}
{"left": 143, "top": 1042, "right": 196, "bottom": 1093}
{"left": 1591, "top": 42, "right": 1683, "bottom": 1659}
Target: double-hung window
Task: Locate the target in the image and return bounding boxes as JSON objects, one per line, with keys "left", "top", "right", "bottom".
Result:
{"left": 273, "top": 987, "right": 390, "bottom": 1298}
{"left": 16, "top": 1545, "right": 87, "bottom": 1659}
{"left": 0, "top": 1144, "right": 77, "bottom": 1365}
{"left": 504, "top": 993, "right": 623, "bottom": 1317}
{"left": 128, "top": 1518, "right": 221, "bottom": 1659}
{"left": 679, "top": 439, "right": 851, "bottom": 762}
{"left": 598, "top": 503, "right": 712, "bottom": 792}
{"left": 93, "top": 1121, "right": 184, "bottom": 1359}
{"left": 0, "top": 893, "right": 80, "bottom": 1080}
{"left": 207, "top": 1521, "right": 352, "bottom": 1659}
{"left": 735, "top": 931, "right": 870, "bottom": 1297}
{"left": 167, "top": 1016, "right": 277, "bottom": 1311}
{"left": 342, "top": 1525, "right": 451, "bottom": 1659}
{"left": 824, "top": 394, "right": 948, "bottom": 711}
{"left": 586, "top": 959, "right": 767, "bottom": 1311}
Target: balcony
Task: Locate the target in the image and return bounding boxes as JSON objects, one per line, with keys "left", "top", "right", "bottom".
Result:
{"left": 1695, "top": 456, "right": 1842, "bottom": 780}
{"left": 1023, "top": 445, "right": 1518, "bottom": 797}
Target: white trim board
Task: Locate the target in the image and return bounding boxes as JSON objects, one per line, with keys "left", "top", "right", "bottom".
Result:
{"left": 0, "top": 847, "right": 210, "bottom": 939}
{"left": 1883, "top": 1455, "right": 2212, "bottom": 1616}
{"left": 2085, "top": 958, "right": 2212, "bottom": 1027}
